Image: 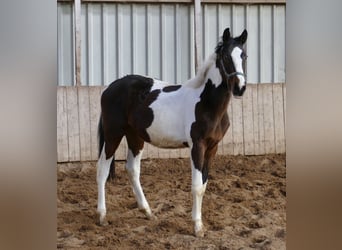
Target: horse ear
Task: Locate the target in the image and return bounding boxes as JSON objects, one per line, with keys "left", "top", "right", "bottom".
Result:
{"left": 222, "top": 28, "right": 231, "bottom": 42}
{"left": 237, "top": 29, "right": 248, "bottom": 44}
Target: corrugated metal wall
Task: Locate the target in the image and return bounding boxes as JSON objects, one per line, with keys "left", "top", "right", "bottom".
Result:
{"left": 57, "top": 2, "right": 285, "bottom": 86}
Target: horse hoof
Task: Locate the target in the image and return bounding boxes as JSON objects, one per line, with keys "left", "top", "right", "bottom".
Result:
{"left": 143, "top": 210, "right": 157, "bottom": 220}
{"left": 139, "top": 208, "right": 156, "bottom": 220}
{"left": 146, "top": 213, "right": 157, "bottom": 220}
{"left": 98, "top": 212, "right": 108, "bottom": 226}
{"left": 99, "top": 219, "right": 109, "bottom": 226}
{"left": 194, "top": 221, "right": 205, "bottom": 237}
{"left": 195, "top": 228, "right": 205, "bottom": 237}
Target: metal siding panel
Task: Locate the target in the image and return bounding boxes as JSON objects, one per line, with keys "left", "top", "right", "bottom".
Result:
{"left": 132, "top": 4, "right": 147, "bottom": 76}
{"left": 232, "top": 4, "right": 245, "bottom": 36}
{"left": 86, "top": 4, "right": 104, "bottom": 86}
{"left": 203, "top": 4, "right": 218, "bottom": 60}
{"left": 218, "top": 4, "right": 232, "bottom": 40}
{"left": 176, "top": 4, "right": 191, "bottom": 83}
{"left": 58, "top": 3, "right": 74, "bottom": 86}
{"left": 259, "top": 5, "right": 273, "bottom": 83}
{"left": 102, "top": 4, "right": 108, "bottom": 84}
{"left": 94, "top": 4, "right": 103, "bottom": 85}
{"left": 161, "top": 4, "right": 176, "bottom": 83}
{"left": 246, "top": 5, "right": 259, "bottom": 83}
{"left": 189, "top": 5, "right": 195, "bottom": 79}
{"left": 87, "top": 4, "right": 93, "bottom": 85}
{"left": 147, "top": 5, "right": 162, "bottom": 79}
{"left": 58, "top": 3, "right": 285, "bottom": 86}
{"left": 104, "top": 4, "right": 117, "bottom": 84}
{"left": 274, "top": 5, "right": 285, "bottom": 82}
{"left": 117, "top": 4, "right": 133, "bottom": 78}
{"left": 57, "top": 4, "right": 63, "bottom": 85}
{"left": 81, "top": 4, "right": 88, "bottom": 85}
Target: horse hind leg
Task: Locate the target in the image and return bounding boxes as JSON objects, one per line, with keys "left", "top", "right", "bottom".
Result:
{"left": 125, "top": 130, "right": 154, "bottom": 220}
{"left": 97, "top": 136, "right": 123, "bottom": 226}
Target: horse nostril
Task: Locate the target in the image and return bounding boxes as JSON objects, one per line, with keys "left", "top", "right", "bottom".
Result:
{"left": 241, "top": 85, "right": 246, "bottom": 93}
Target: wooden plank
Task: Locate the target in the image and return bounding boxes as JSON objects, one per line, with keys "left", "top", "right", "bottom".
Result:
{"left": 283, "top": 83, "right": 286, "bottom": 130}
{"left": 180, "top": 148, "right": 189, "bottom": 158}
{"left": 140, "top": 141, "right": 149, "bottom": 160}
{"left": 242, "top": 84, "right": 255, "bottom": 155}
{"left": 78, "top": 87, "right": 92, "bottom": 161}
{"left": 272, "top": 83, "right": 285, "bottom": 153}
{"left": 57, "top": 87, "right": 69, "bottom": 162}
{"left": 89, "top": 86, "right": 102, "bottom": 160}
{"left": 66, "top": 87, "right": 81, "bottom": 161}
{"left": 145, "top": 144, "right": 159, "bottom": 159}
{"left": 262, "top": 83, "right": 276, "bottom": 153}
{"left": 222, "top": 100, "right": 234, "bottom": 155}
{"left": 57, "top": 83, "right": 286, "bottom": 162}
{"left": 251, "top": 84, "right": 260, "bottom": 155}
{"left": 158, "top": 148, "right": 170, "bottom": 159}
{"left": 116, "top": 136, "right": 127, "bottom": 161}
{"left": 231, "top": 97, "right": 244, "bottom": 155}
{"left": 170, "top": 149, "right": 181, "bottom": 159}
{"left": 257, "top": 83, "right": 266, "bottom": 154}
{"left": 217, "top": 139, "right": 224, "bottom": 155}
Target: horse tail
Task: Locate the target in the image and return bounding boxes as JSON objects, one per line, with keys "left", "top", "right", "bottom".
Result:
{"left": 98, "top": 114, "right": 105, "bottom": 158}
{"left": 98, "top": 114, "right": 116, "bottom": 182}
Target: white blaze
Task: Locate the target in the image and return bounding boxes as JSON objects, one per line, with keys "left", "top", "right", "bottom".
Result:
{"left": 231, "top": 47, "right": 245, "bottom": 88}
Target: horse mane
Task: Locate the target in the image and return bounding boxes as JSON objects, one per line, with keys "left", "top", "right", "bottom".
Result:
{"left": 183, "top": 53, "right": 217, "bottom": 88}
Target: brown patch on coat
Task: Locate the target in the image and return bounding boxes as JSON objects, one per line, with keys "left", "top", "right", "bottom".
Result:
{"left": 162, "top": 85, "right": 182, "bottom": 93}
{"left": 190, "top": 78, "right": 231, "bottom": 183}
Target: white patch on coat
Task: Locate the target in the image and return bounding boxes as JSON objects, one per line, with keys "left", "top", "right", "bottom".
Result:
{"left": 204, "top": 63, "right": 222, "bottom": 88}
{"left": 231, "top": 47, "right": 245, "bottom": 88}
{"left": 185, "top": 53, "right": 217, "bottom": 88}
{"left": 150, "top": 79, "right": 170, "bottom": 91}
{"left": 146, "top": 84, "right": 204, "bottom": 148}
{"left": 146, "top": 53, "right": 221, "bottom": 148}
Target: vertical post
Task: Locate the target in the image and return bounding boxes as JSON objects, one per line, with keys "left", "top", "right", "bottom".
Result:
{"left": 74, "top": 0, "right": 81, "bottom": 86}
{"left": 194, "top": 0, "right": 202, "bottom": 73}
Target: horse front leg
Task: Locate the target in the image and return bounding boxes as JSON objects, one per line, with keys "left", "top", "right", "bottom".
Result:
{"left": 190, "top": 142, "right": 218, "bottom": 237}
{"left": 190, "top": 142, "right": 206, "bottom": 237}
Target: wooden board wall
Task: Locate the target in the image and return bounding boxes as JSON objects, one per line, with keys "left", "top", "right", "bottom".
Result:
{"left": 57, "top": 83, "right": 286, "bottom": 162}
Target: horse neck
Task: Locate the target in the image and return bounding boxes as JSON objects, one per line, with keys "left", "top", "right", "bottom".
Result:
{"left": 184, "top": 54, "right": 217, "bottom": 88}
{"left": 195, "top": 55, "right": 232, "bottom": 117}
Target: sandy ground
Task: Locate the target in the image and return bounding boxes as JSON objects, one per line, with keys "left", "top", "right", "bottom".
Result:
{"left": 57, "top": 154, "right": 286, "bottom": 249}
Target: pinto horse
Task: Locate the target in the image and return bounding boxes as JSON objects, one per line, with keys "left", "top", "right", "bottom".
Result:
{"left": 97, "top": 28, "right": 248, "bottom": 237}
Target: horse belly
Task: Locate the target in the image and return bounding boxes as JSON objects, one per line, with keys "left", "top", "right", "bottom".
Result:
{"left": 144, "top": 85, "right": 201, "bottom": 148}
{"left": 146, "top": 97, "right": 191, "bottom": 148}
{"left": 146, "top": 111, "right": 187, "bottom": 148}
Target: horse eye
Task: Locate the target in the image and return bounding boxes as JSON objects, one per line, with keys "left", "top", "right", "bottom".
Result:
{"left": 241, "top": 53, "right": 248, "bottom": 60}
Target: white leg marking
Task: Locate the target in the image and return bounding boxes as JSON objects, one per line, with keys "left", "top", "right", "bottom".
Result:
{"left": 96, "top": 143, "right": 113, "bottom": 225}
{"left": 191, "top": 160, "right": 207, "bottom": 237}
{"left": 126, "top": 149, "right": 154, "bottom": 219}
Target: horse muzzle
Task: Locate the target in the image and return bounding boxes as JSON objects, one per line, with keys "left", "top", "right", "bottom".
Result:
{"left": 233, "top": 84, "right": 246, "bottom": 97}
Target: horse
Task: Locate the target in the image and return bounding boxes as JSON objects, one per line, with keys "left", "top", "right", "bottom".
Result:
{"left": 96, "top": 27, "right": 248, "bottom": 237}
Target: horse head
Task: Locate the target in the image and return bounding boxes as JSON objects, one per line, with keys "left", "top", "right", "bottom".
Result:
{"left": 216, "top": 28, "right": 248, "bottom": 98}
